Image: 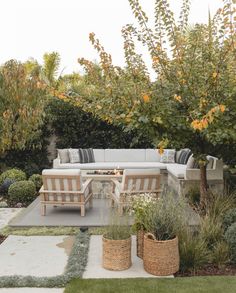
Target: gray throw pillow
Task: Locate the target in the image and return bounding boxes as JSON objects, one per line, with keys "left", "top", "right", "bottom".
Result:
{"left": 58, "top": 149, "right": 70, "bottom": 163}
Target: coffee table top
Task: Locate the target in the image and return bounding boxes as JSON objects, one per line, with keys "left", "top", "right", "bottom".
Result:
{"left": 83, "top": 170, "right": 123, "bottom": 180}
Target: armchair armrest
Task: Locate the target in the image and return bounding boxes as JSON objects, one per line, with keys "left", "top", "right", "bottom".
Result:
{"left": 111, "top": 179, "right": 122, "bottom": 193}
{"left": 53, "top": 158, "right": 61, "bottom": 168}
{"left": 81, "top": 178, "right": 93, "bottom": 193}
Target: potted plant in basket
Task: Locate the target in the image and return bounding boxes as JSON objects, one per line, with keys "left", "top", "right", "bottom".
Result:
{"left": 131, "top": 193, "right": 157, "bottom": 259}
{"left": 143, "top": 192, "right": 187, "bottom": 276}
{"left": 103, "top": 212, "right": 131, "bottom": 271}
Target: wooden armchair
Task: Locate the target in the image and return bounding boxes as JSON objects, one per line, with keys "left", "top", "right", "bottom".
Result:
{"left": 39, "top": 169, "right": 93, "bottom": 216}
{"left": 111, "top": 169, "right": 162, "bottom": 214}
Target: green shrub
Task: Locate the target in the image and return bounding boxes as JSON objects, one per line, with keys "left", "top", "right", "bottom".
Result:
{"left": 29, "top": 174, "right": 42, "bottom": 191}
{"left": 48, "top": 98, "right": 152, "bottom": 149}
{"left": 0, "top": 169, "right": 26, "bottom": 186}
{"left": 209, "top": 241, "right": 230, "bottom": 268}
{"left": 105, "top": 212, "right": 131, "bottom": 240}
{"left": 205, "top": 192, "right": 236, "bottom": 222}
{"left": 0, "top": 178, "right": 16, "bottom": 197}
{"left": 179, "top": 229, "right": 209, "bottom": 273}
{"left": 145, "top": 193, "right": 188, "bottom": 241}
{"left": 225, "top": 223, "right": 236, "bottom": 264}
{"left": 199, "top": 216, "right": 223, "bottom": 248}
{"left": 223, "top": 208, "right": 236, "bottom": 231}
{"left": 8, "top": 180, "right": 36, "bottom": 206}
{"left": 186, "top": 186, "right": 200, "bottom": 206}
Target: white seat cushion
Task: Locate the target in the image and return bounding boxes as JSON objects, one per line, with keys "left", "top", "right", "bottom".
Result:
{"left": 166, "top": 164, "right": 186, "bottom": 178}
{"left": 42, "top": 169, "right": 81, "bottom": 176}
{"left": 58, "top": 162, "right": 167, "bottom": 170}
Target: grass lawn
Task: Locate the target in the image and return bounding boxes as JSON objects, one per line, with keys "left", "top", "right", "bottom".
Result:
{"left": 64, "top": 276, "right": 236, "bottom": 293}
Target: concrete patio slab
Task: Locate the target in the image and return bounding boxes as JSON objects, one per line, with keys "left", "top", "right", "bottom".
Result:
{"left": 83, "top": 235, "right": 174, "bottom": 278}
{"left": 0, "top": 289, "right": 64, "bottom": 293}
{"left": 9, "top": 197, "right": 115, "bottom": 227}
{"left": 0, "top": 208, "right": 23, "bottom": 229}
{"left": 0, "top": 235, "right": 74, "bottom": 277}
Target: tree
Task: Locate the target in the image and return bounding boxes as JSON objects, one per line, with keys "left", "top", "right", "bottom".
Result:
{"left": 0, "top": 60, "right": 48, "bottom": 153}
{"left": 67, "top": 0, "right": 236, "bottom": 205}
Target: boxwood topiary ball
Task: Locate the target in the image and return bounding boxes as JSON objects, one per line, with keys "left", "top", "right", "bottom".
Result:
{"left": 29, "top": 174, "right": 42, "bottom": 191}
{"left": 0, "top": 168, "right": 26, "bottom": 186}
{"left": 8, "top": 180, "right": 36, "bottom": 207}
{"left": 0, "top": 178, "right": 16, "bottom": 197}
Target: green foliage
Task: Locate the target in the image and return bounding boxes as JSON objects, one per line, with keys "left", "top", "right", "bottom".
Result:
{"left": 29, "top": 174, "right": 42, "bottom": 191}
{"left": 48, "top": 98, "right": 152, "bottom": 148}
{"left": 0, "top": 60, "right": 48, "bottom": 153}
{"left": 105, "top": 212, "right": 131, "bottom": 240}
{"left": 145, "top": 193, "right": 188, "bottom": 241}
{"left": 185, "top": 186, "right": 200, "bottom": 206}
{"left": 0, "top": 168, "right": 26, "bottom": 186}
{"left": 209, "top": 241, "right": 230, "bottom": 268}
{"left": 42, "top": 52, "right": 61, "bottom": 86}
{"left": 223, "top": 208, "right": 236, "bottom": 231}
{"left": 8, "top": 180, "right": 36, "bottom": 206}
{"left": 0, "top": 178, "right": 16, "bottom": 197}
{"left": 178, "top": 229, "right": 209, "bottom": 273}
{"left": 199, "top": 216, "right": 223, "bottom": 248}
{"left": 131, "top": 193, "right": 156, "bottom": 232}
{"left": 225, "top": 223, "right": 236, "bottom": 264}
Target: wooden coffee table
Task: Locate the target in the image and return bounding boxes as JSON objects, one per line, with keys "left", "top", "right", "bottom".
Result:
{"left": 82, "top": 170, "right": 123, "bottom": 198}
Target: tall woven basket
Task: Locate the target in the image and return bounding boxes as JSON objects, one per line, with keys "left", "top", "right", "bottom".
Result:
{"left": 143, "top": 233, "right": 179, "bottom": 276}
{"left": 137, "top": 229, "right": 145, "bottom": 259}
{"left": 102, "top": 235, "right": 132, "bottom": 271}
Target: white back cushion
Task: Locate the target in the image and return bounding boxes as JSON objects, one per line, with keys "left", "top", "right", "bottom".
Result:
{"left": 93, "top": 149, "right": 105, "bottom": 162}
{"left": 105, "top": 149, "right": 146, "bottom": 162}
{"left": 42, "top": 169, "right": 82, "bottom": 191}
{"left": 122, "top": 168, "right": 160, "bottom": 191}
{"left": 145, "top": 149, "right": 161, "bottom": 162}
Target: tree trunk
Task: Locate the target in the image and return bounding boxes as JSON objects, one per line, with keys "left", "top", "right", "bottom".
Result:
{"left": 199, "top": 163, "right": 208, "bottom": 208}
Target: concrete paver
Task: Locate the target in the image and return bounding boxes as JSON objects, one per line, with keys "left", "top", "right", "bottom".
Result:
{"left": 0, "top": 236, "right": 74, "bottom": 277}
{"left": 83, "top": 235, "right": 174, "bottom": 278}
{"left": 0, "top": 208, "right": 23, "bottom": 229}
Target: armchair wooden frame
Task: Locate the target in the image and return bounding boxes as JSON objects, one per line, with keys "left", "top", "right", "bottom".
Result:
{"left": 39, "top": 174, "right": 93, "bottom": 217}
{"left": 111, "top": 173, "right": 162, "bottom": 215}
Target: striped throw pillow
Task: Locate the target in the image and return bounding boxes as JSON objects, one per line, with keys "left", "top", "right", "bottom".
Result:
{"left": 79, "top": 148, "right": 95, "bottom": 163}
{"left": 177, "top": 149, "right": 192, "bottom": 164}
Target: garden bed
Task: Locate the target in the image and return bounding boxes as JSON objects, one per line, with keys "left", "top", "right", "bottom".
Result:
{"left": 0, "top": 235, "right": 7, "bottom": 245}
{"left": 176, "top": 264, "right": 236, "bottom": 277}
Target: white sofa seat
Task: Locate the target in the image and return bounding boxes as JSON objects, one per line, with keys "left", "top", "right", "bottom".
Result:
{"left": 167, "top": 164, "right": 187, "bottom": 179}
{"left": 54, "top": 162, "right": 168, "bottom": 170}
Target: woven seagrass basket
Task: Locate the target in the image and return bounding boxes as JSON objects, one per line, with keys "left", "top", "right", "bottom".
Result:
{"left": 143, "top": 233, "right": 179, "bottom": 276}
{"left": 102, "top": 235, "right": 132, "bottom": 271}
{"left": 137, "top": 229, "right": 145, "bottom": 259}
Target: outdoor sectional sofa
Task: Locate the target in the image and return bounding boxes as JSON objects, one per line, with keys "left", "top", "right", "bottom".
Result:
{"left": 53, "top": 149, "right": 224, "bottom": 195}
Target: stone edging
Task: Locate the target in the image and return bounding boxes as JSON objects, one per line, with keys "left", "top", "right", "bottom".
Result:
{"left": 0, "top": 232, "right": 90, "bottom": 288}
